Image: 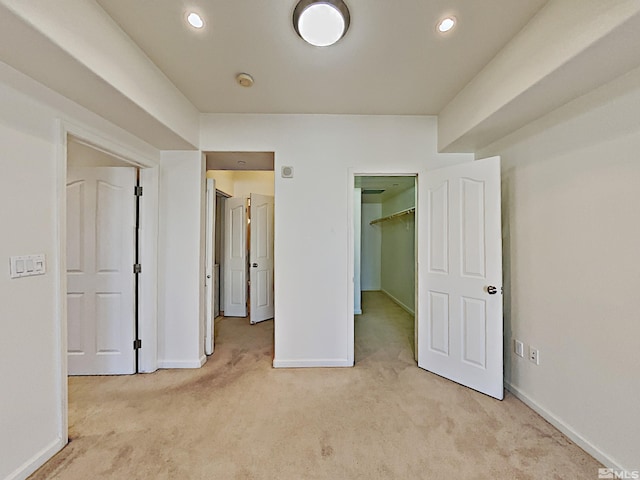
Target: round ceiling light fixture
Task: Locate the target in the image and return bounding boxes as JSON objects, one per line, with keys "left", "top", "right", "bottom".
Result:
{"left": 293, "top": 0, "right": 350, "bottom": 47}
{"left": 437, "top": 16, "right": 456, "bottom": 33}
{"left": 187, "top": 12, "right": 204, "bottom": 29}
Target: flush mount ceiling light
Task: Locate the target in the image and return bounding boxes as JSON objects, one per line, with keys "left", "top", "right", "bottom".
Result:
{"left": 293, "top": 0, "right": 350, "bottom": 47}
{"left": 437, "top": 16, "right": 456, "bottom": 33}
{"left": 187, "top": 12, "right": 204, "bottom": 29}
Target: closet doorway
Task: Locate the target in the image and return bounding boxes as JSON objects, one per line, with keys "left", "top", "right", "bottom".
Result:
{"left": 354, "top": 175, "right": 417, "bottom": 362}
{"left": 204, "top": 152, "right": 275, "bottom": 356}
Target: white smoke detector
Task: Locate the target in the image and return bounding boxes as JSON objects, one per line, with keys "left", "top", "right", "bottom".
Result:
{"left": 236, "top": 73, "right": 254, "bottom": 87}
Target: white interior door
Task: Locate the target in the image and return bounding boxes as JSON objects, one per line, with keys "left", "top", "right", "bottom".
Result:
{"left": 224, "top": 197, "right": 247, "bottom": 317}
{"left": 354, "top": 188, "right": 362, "bottom": 315}
{"left": 204, "top": 178, "right": 216, "bottom": 355}
{"left": 418, "top": 156, "right": 503, "bottom": 399}
{"left": 67, "top": 166, "right": 136, "bottom": 375}
{"left": 249, "top": 193, "right": 274, "bottom": 324}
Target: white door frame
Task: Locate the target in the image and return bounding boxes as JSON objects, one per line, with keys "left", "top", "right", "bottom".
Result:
{"left": 347, "top": 169, "right": 419, "bottom": 366}
{"left": 205, "top": 178, "right": 216, "bottom": 355}
{"left": 55, "top": 120, "right": 159, "bottom": 444}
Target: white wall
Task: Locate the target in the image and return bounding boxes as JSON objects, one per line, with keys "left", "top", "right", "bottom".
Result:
{"left": 360, "top": 203, "right": 381, "bottom": 291}
{"left": 438, "top": 0, "right": 640, "bottom": 152}
{"left": 200, "top": 114, "right": 472, "bottom": 366}
{"left": 158, "top": 151, "right": 206, "bottom": 368}
{"left": 0, "top": 61, "right": 160, "bottom": 480}
{"left": 479, "top": 66, "right": 640, "bottom": 472}
{"left": 380, "top": 187, "right": 415, "bottom": 314}
{"left": 206, "top": 170, "right": 234, "bottom": 196}
{"left": 0, "top": 0, "right": 200, "bottom": 149}
{"left": 206, "top": 170, "right": 274, "bottom": 198}
{"left": 0, "top": 98, "right": 61, "bottom": 480}
{"left": 67, "top": 138, "right": 132, "bottom": 167}
{"left": 232, "top": 171, "right": 274, "bottom": 197}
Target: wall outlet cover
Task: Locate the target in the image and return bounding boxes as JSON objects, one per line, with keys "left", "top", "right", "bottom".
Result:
{"left": 529, "top": 346, "right": 540, "bottom": 365}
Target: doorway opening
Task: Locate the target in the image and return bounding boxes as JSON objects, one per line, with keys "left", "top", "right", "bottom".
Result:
{"left": 66, "top": 137, "right": 142, "bottom": 375}
{"left": 353, "top": 175, "right": 417, "bottom": 363}
{"left": 58, "top": 126, "right": 160, "bottom": 446}
{"left": 204, "top": 151, "right": 275, "bottom": 356}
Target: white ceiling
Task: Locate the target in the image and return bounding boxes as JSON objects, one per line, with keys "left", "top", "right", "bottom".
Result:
{"left": 355, "top": 175, "right": 415, "bottom": 204}
{"left": 206, "top": 151, "right": 274, "bottom": 171}
{"left": 96, "top": 0, "right": 547, "bottom": 115}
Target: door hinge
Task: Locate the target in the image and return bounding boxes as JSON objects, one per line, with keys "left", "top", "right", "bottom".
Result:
{"left": 133, "top": 339, "right": 142, "bottom": 350}
{"left": 133, "top": 263, "right": 142, "bottom": 274}
{"left": 134, "top": 186, "right": 143, "bottom": 196}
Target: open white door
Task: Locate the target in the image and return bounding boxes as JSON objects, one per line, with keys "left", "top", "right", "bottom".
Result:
{"left": 249, "top": 193, "right": 274, "bottom": 324}
{"left": 204, "top": 178, "right": 216, "bottom": 355}
{"left": 418, "top": 156, "right": 503, "bottom": 399}
{"left": 224, "top": 197, "right": 247, "bottom": 317}
{"left": 67, "top": 167, "right": 136, "bottom": 375}
{"left": 354, "top": 188, "right": 362, "bottom": 315}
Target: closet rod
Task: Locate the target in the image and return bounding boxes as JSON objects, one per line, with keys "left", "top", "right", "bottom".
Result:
{"left": 370, "top": 207, "right": 415, "bottom": 225}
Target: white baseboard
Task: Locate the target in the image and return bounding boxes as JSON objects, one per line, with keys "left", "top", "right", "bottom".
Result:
{"left": 381, "top": 289, "right": 415, "bottom": 316}
{"left": 6, "top": 437, "right": 65, "bottom": 480}
{"left": 505, "top": 382, "right": 629, "bottom": 472}
{"left": 157, "top": 356, "right": 206, "bottom": 369}
{"left": 273, "top": 358, "right": 353, "bottom": 368}
{"left": 354, "top": 309, "right": 362, "bottom": 315}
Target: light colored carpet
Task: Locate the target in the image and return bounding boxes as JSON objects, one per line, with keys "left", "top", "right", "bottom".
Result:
{"left": 30, "top": 291, "right": 601, "bottom": 479}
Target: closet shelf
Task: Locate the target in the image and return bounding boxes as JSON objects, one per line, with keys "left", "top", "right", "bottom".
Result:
{"left": 370, "top": 207, "right": 415, "bottom": 225}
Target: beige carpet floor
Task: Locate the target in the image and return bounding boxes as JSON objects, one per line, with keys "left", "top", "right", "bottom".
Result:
{"left": 30, "top": 291, "right": 601, "bottom": 479}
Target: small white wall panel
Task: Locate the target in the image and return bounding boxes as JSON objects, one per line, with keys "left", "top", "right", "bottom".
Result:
{"left": 66, "top": 181, "right": 84, "bottom": 272}
{"left": 256, "top": 203, "right": 269, "bottom": 258}
{"left": 67, "top": 293, "right": 84, "bottom": 354}
{"left": 257, "top": 270, "right": 269, "bottom": 307}
{"left": 428, "top": 181, "right": 449, "bottom": 274}
{"left": 428, "top": 291, "right": 450, "bottom": 356}
{"left": 96, "top": 180, "right": 124, "bottom": 273}
{"left": 231, "top": 205, "right": 244, "bottom": 259}
{"left": 461, "top": 297, "right": 486, "bottom": 368}
{"left": 96, "top": 293, "right": 122, "bottom": 353}
{"left": 231, "top": 271, "right": 244, "bottom": 305}
{"left": 461, "top": 178, "right": 486, "bottom": 278}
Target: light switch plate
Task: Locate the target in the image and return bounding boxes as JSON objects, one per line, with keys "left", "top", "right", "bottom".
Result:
{"left": 10, "top": 254, "right": 46, "bottom": 278}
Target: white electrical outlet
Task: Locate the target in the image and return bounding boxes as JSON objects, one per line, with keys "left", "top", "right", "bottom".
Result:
{"left": 514, "top": 339, "right": 524, "bottom": 358}
{"left": 529, "top": 346, "right": 539, "bottom": 365}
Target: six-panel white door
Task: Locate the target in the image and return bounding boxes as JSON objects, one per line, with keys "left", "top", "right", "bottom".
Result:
{"left": 418, "top": 156, "right": 503, "bottom": 399}
{"left": 66, "top": 167, "right": 136, "bottom": 375}
{"left": 249, "top": 193, "right": 274, "bottom": 324}
{"left": 224, "top": 197, "right": 247, "bottom": 317}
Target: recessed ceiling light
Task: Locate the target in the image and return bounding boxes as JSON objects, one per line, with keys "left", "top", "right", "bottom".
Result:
{"left": 293, "top": 0, "right": 350, "bottom": 47}
{"left": 437, "top": 16, "right": 456, "bottom": 33}
{"left": 187, "top": 12, "right": 204, "bottom": 29}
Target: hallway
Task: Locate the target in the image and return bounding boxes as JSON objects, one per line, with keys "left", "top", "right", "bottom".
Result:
{"left": 31, "top": 292, "right": 600, "bottom": 479}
